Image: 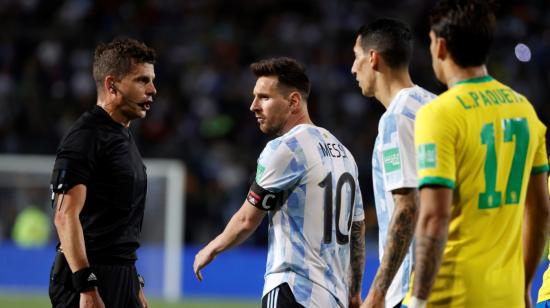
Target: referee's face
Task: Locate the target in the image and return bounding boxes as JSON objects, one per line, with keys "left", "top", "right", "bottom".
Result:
{"left": 115, "top": 63, "right": 157, "bottom": 123}
{"left": 250, "top": 76, "right": 292, "bottom": 136}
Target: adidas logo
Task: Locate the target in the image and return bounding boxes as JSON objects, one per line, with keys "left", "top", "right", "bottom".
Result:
{"left": 87, "top": 273, "right": 97, "bottom": 282}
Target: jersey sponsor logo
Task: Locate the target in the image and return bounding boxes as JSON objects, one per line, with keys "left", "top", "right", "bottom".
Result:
{"left": 383, "top": 148, "right": 401, "bottom": 172}
{"left": 418, "top": 143, "right": 437, "bottom": 169}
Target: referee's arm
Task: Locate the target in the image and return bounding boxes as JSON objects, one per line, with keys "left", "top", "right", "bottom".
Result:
{"left": 54, "top": 184, "right": 104, "bottom": 307}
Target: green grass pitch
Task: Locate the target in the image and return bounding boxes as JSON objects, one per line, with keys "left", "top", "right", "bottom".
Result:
{"left": 0, "top": 294, "right": 257, "bottom": 308}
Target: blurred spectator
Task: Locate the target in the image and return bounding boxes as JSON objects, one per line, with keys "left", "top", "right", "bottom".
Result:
{"left": 0, "top": 0, "right": 548, "bottom": 245}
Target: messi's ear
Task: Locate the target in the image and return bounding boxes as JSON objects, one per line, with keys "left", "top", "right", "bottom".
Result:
{"left": 288, "top": 91, "right": 303, "bottom": 112}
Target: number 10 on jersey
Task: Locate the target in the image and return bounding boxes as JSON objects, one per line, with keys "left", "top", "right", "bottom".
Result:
{"left": 319, "top": 172, "right": 356, "bottom": 244}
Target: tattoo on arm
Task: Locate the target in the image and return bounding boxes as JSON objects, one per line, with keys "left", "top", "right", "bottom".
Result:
{"left": 413, "top": 235, "right": 447, "bottom": 299}
{"left": 372, "top": 188, "right": 418, "bottom": 294}
{"left": 349, "top": 220, "right": 366, "bottom": 296}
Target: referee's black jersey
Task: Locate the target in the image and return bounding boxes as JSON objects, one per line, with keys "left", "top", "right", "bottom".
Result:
{"left": 51, "top": 105, "right": 147, "bottom": 263}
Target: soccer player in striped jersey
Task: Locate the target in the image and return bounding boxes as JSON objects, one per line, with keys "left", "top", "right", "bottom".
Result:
{"left": 351, "top": 18, "right": 436, "bottom": 308}
{"left": 405, "top": 1, "right": 550, "bottom": 307}
{"left": 194, "top": 57, "right": 366, "bottom": 308}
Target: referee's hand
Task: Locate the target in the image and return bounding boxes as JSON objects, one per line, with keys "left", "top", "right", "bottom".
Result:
{"left": 80, "top": 287, "right": 105, "bottom": 308}
{"left": 193, "top": 247, "right": 216, "bottom": 282}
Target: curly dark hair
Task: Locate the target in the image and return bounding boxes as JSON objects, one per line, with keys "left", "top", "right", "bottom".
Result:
{"left": 92, "top": 37, "right": 156, "bottom": 89}
{"left": 430, "top": 0, "right": 497, "bottom": 67}
{"left": 250, "top": 57, "right": 311, "bottom": 100}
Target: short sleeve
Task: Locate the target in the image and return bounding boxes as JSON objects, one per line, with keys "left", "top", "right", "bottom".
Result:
{"left": 531, "top": 120, "right": 549, "bottom": 174}
{"left": 254, "top": 139, "right": 306, "bottom": 192}
{"left": 415, "top": 105, "right": 457, "bottom": 189}
{"left": 382, "top": 113, "right": 418, "bottom": 191}
{"left": 51, "top": 129, "right": 97, "bottom": 192}
{"left": 353, "top": 172, "right": 365, "bottom": 222}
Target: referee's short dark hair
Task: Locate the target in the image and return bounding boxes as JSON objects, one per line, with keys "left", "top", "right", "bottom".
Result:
{"left": 357, "top": 18, "right": 413, "bottom": 69}
{"left": 250, "top": 57, "right": 311, "bottom": 101}
{"left": 93, "top": 37, "right": 156, "bottom": 89}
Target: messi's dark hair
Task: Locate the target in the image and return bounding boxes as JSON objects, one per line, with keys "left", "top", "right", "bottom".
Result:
{"left": 357, "top": 18, "right": 413, "bottom": 69}
{"left": 250, "top": 57, "right": 311, "bottom": 100}
{"left": 93, "top": 37, "right": 156, "bottom": 89}
{"left": 430, "top": 0, "right": 497, "bottom": 67}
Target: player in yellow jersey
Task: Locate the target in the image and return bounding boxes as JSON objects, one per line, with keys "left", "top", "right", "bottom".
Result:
{"left": 536, "top": 177, "right": 550, "bottom": 307}
{"left": 405, "top": 1, "right": 550, "bottom": 308}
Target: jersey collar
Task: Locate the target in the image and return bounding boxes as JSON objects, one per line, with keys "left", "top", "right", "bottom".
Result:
{"left": 453, "top": 75, "right": 494, "bottom": 86}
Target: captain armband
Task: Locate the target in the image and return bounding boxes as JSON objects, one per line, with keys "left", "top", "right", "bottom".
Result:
{"left": 246, "top": 181, "right": 284, "bottom": 211}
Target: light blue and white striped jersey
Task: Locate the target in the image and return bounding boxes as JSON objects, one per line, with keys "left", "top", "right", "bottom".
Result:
{"left": 255, "top": 124, "right": 364, "bottom": 308}
{"left": 372, "top": 85, "right": 435, "bottom": 307}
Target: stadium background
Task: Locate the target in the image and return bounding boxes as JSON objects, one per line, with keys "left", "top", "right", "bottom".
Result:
{"left": 0, "top": 0, "right": 549, "bottom": 306}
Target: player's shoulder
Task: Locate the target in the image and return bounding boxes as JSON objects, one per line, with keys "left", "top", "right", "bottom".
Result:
{"left": 389, "top": 86, "right": 436, "bottom": 117}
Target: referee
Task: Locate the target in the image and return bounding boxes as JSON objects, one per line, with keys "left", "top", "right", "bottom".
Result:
{"left": 48, "top": 37, "right": 156, "bottom": 308}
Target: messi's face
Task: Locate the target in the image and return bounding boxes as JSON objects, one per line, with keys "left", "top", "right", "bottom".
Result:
{"left": 250, "top": 76, "right": 291, "bottom": 136}
{"left": 351, "top": 36, "right": 376, "bottom": 97}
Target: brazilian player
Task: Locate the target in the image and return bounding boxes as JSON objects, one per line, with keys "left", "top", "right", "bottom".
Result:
{"left": 536, "top": 176, "right": 550, "bottom": 307}
{"left": 405, "top": 1, "right": 550, "bottom": 307}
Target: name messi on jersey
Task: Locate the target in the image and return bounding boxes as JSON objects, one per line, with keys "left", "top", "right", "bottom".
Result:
{"left": 319, "top": 142, "right": 347, "bottom": 158}
{"left": 455, "top": 88, "right": 526, "bottom": 110}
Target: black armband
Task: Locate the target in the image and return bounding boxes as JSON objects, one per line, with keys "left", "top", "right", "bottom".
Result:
{"left": 246, "top": 181, "right": 284, "bottom": 211}
{"left": 72, "top": 267, "right": 99, "bottom": 292}
{"left": 138, "top": 274, "right": 145, "bottom": 288}
{"left": 50, "top": 169, "right": 69, "bottom": 193}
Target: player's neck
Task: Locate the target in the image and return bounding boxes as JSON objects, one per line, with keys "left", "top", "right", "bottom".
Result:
{"left": 376, "top": 70, "right": 414, "bottom": 109}
{"left": 445, "top": 64, "right": 488, "bottom": 88}
{"left": 97, "top": 99, "right": 131, "bottom": 128}
{"left": 279, "top": 112, "right": 313, "bottom": 136}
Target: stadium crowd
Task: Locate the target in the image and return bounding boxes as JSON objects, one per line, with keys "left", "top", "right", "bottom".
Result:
{"left": 0, "top": 0, "right": 549, "bottom": 246}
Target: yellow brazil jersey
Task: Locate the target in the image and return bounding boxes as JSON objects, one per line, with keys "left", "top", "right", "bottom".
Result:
{"left": 536, "top": 176, "right": 550, "bottom": 303}
{"left": 410, "top": 76, "right": 549, "bottom": 307}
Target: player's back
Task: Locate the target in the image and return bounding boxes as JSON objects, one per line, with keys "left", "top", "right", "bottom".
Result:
{"left": 256, "top": 124, "right": 364, "bottom": 308}
{"left": 415, "top": 76, "right": 548, "bottom": 307}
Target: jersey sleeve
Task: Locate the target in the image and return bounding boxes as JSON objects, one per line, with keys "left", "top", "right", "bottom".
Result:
{"left": 353, "top": 165, "right": 365, "bottom": 222}
{"left": 531, "top": 119, "right": 549, "bottom": 174}
{"left": 256, "top": 139, "right": 306, "bottom": 190}
{"left": 415, "top": 104, "right": 457, "bottom": 189}
{"left": 50, "top": 129, "right": 97, "bottom": 193}
{"left": 381, "top": 113, "right": 418, "bottom": 191}
{"left": 246, "top": 139, "right": 306, "bottom": 210}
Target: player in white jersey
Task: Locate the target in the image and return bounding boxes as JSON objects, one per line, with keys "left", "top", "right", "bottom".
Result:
{"left": 351, "top": 19, "right": 435, "bottom": 308}
{"left": 194, "top": 57, "right": 366, "bottom": 308}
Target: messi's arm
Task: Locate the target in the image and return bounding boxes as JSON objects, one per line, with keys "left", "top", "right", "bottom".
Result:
{"left": 411, "top": 186, "right": 452, "bottom": 301}
{"left": 349, "top": 220, "right": 366, "bottom": 307}
{"left": 523, "top": 173, "right": 550, "bottom": 306}
{"left": 193, "top": 200, "right": 266, "bottom": 281}
{"left": 54, "top": 184, "right": 104, "bottom": 307}
{"left": 364, "top": 188, "right": 418, "bottom": 307}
